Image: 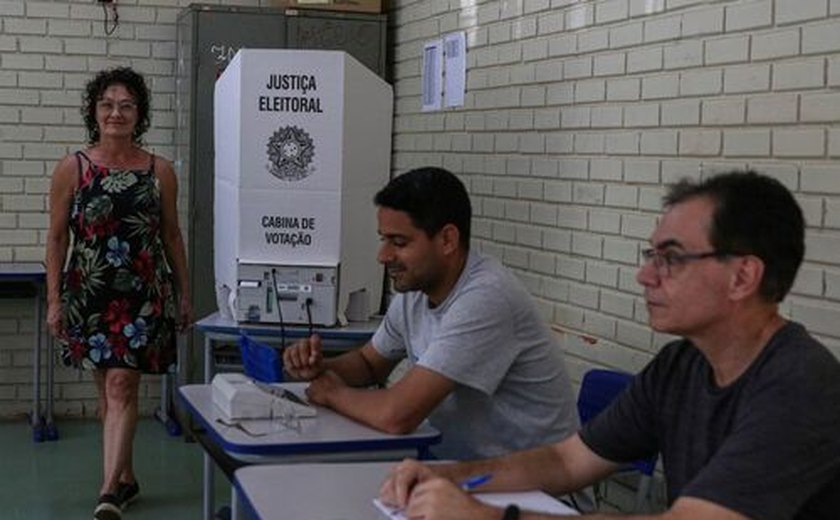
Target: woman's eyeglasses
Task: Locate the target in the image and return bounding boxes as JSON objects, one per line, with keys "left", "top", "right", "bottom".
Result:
{"left": 96, "top": 100, "right": 137, "bottom": 114}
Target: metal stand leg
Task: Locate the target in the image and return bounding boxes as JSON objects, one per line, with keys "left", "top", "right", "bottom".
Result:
{"left": 155, "top": 371, "right": 182, "bottom": 436}
{"left": 203, "top": 336, "right": 224, "bottom": 519}
{"left": 45, "top": 334, "right": 58, "bottom": 441}
{"left": 231, "top": 485, "right": 242, "bottom": 520}
{"left": 204, "top": 452, "right": 215, "bottom": 520}
{"left": 164, "top": 335, "right": 190, "bottom": 438}
{"left": 154, "top": 334, "right": 183, "bottom": 436}
{"left": 158, "top": 373, "right": 169, "bottom": 424}
{"left": 31, "top": 290, "right": 44, "bottom": 443}
{"left": 38, "top": 285, "right": 58, "bottom": 441}
{"left": 204, "top": 336, "right": 214, "bottom": 383}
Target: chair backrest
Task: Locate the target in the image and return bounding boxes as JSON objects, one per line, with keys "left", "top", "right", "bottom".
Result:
{"left": 238, "top": 334, "right": 284, "bottom": 383}
{"left": 577, "top": 368, "right": 656, "bottom": 476}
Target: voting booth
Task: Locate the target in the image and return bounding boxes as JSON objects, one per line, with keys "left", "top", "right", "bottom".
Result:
{"left": 214, "top": 49, "right": 392, "bottom": 326}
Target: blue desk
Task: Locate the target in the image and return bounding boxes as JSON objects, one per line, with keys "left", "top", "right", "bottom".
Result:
{"left": 179, "top": 384, "right": 440, "bottom": 520}
{"left": 234, "top": 462, "right": 579, "bottom": 520}
{"left": 0, "top": 262, "right": 56, "bottom": 442}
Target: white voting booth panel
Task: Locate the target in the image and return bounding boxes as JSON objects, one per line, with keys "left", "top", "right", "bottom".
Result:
{"left": 214, "top": 49, "right": 392, "bottom": 326}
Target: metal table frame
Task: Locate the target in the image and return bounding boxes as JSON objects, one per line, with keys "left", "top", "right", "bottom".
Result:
{"left": 0, "top": 262, "right": 57, "bottom": 442}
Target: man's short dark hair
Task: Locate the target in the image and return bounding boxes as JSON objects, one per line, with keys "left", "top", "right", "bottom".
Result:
{"left": 665, "top": 170, "right": 804, "bottom": 303}
{"left": 82, "top": 67, "right": 151, "bottom": 145}
{"left": 374, "top": 167, "right": 472, "bottom": 249}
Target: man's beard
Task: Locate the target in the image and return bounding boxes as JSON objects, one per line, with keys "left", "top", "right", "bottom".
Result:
{"left": 387, "top": 263, "right": 434, "bottom": 294}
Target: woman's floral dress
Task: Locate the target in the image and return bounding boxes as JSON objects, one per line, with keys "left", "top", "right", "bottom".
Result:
{"left": 59, "top": 151, "right": 177, "bottom": 374}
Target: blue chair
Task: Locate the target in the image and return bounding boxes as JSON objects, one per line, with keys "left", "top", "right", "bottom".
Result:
{"left": 237, "top": 335, "right": 284, "bottom": 383}
{"left": 577, "top": 368, "right": 657, "bottom": 512}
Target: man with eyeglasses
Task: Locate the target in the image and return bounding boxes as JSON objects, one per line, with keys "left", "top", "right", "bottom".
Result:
{"left": 379, "top": 171, "right": 840, "bottom": 520}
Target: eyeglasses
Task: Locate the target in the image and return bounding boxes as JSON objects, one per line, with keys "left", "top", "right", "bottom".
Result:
{"left": 641, "top": 248, "right": 738, "bottom": 278}
{"left": 216, "top": 413, "right": 301, "bottom": 436}
{"left": 269, "top": 399, "right": 303, "bottom": 434}
{"left": 215, "top": 405, "right": 303, "bottom": 437}
{"left": 96, "top": 100, "right": 137, "bottom": 114}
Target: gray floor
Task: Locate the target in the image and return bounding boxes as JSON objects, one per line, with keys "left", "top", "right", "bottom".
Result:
{"left": 0, "top": 417, "right": 230, "bottom": 519}
{"left": 0, "top": 416, "right": 662, "bottom": 519}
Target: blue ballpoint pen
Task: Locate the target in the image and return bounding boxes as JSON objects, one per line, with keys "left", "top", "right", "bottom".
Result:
{"left": 460, "top": 473, "right": 493, "bottom": 491}
{"left": 376, "top": 474, "right": 494, "bottom": 518}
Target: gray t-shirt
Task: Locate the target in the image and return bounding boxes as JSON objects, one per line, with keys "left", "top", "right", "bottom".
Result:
{"left": 372, "top": 251, "right": 578, "bottom": 460}
{"left": 580, "top": 322, "right": 840, "bottom": 520}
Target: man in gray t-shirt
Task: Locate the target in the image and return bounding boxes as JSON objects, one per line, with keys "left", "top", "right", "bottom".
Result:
{"left": 284, "top": 167, "right": 578, "bottom": 458}
{"left": 373, "top": 250, "right": 577, "bottom": 459}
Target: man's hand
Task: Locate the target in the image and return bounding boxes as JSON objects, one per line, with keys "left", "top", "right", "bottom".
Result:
{"left": 404, "top": 477, "right": 498, "bottom": 520}
{"left": 379, "top": 458, "right": 439, "bottom": 509}
{"left": 282, "top": 334, "right": 325, "bottom": 380}
{"left": 304, "top": 370, "right": 347, "bottom": 406}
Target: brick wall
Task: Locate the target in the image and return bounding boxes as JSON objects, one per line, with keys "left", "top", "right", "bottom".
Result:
{"left": 1, "top": 0, "right": 839, "bottom": 419}
{"left": 388, "top": 0, "right": 840, "bottom": 382}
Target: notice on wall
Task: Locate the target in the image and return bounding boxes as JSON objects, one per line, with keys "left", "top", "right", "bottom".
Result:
{"left": 421, "top": 39, "right": 443, "bottom": 112}
{"left": 444, "top": 31, "right": 466, "bottom": 108}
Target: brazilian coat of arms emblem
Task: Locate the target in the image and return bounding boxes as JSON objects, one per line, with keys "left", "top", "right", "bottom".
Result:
{"left": 266, "top": 126, "right": 315, "bottom": 181}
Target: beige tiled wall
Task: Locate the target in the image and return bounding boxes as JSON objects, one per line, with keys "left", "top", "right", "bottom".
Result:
{"left": 387, "top": 0, "right": 840, "bottom": 381}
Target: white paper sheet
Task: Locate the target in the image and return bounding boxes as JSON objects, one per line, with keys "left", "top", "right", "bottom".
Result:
{"left": 374, "top": 490, "right": 578, "bottom": 518}
{"left": 421, "top": 39, "right": 443, "bottom": 111}
{"left": 444, "top": 31, "right": 466, "bottom": 108}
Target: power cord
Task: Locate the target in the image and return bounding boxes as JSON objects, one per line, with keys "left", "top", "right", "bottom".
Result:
{"left": 273, "top": 271, "right": 287, "bottom": 349}
{"left": 101, "top": 2, "right": 119, "bottom": 35}
{"left": 304, "top": 297, "right": 314, "bottom": 337}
